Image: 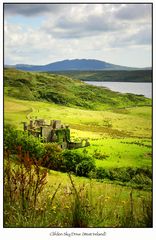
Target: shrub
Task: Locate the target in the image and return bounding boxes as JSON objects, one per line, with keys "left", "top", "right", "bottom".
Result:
{"left": 109, "top": 168, "right": 131, "bottom": 182}
{"left": 62, "top": 150, "right": 96, "bottom": 177}
{"left": 130, "top": 173, "right": 152, "bottom": 185}
{"left": 43, "top": 143, "right": 63, "bottom": 170}
{"left": 4, "top": 124, "right": 44, "bottom": 159}
{"left": 95, "top": 167, "right": 152, "bottom": 188}
{"left": 136, "top": 168, "right": 152, "bottom": 179}
{"left": 62, "top": 150, "right": 82, "bottom": 172}
{"left": 76, "top": 160, "right": 96, "bottom": 177}
{"left": 96, "top": 167, "right": 110, "bottom": 179}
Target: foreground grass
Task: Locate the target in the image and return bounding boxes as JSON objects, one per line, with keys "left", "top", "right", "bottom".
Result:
{"left": 46, "top": 170, "right": 152, "bottom": 227}
{"left": 4, "top": 158, "right": 152, "bottom": 228}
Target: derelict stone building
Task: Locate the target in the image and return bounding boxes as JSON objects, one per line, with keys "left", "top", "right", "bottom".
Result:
{"left": 23, "top": 119, "right": 90, "bottom": 149}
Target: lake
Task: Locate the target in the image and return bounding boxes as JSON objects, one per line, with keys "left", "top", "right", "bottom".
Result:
{"left": 85, "top": 81, "right": 152, "bottom": 98}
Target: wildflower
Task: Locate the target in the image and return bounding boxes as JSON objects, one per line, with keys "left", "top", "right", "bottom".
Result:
{"left": 65, "top": 205, "right": 70, "bottom": 209}
{"left": 51, "top": 206, "right": 57, "bottom": 214}
{"left": 39, "top": 207, "right": 44, "bottom": 211}
{"left": 52, "top": 205, "right": 57, "bottom": 211}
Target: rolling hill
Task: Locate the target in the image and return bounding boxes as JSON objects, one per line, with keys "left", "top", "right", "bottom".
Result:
{"left": 4, "top": 68, "right": 151, "bottom": 111}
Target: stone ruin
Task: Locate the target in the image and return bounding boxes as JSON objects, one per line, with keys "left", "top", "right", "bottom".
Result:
{"left": 22, "top": 119, "right": 90, "bottom": 149}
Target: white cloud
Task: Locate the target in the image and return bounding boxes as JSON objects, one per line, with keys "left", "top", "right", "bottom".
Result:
{"left": 4, "top": 3, "right": 152, "bottom": 67}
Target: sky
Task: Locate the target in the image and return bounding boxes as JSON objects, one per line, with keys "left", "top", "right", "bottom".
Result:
{"left": 4, "top": 3, "right": 152, "bottom": 68}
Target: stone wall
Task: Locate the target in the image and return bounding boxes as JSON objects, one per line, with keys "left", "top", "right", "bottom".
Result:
{"left": 23, "top": 119, "right": 89, "bottom": 149}
{"left": 41, "top": 126, "right": 53, "bottom": 142}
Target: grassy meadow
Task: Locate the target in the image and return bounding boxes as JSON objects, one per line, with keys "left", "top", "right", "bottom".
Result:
{"left": 4, "top": 69, "right": 152, "bottom": 227}
{"left": 4, "top": 96, "right": 152, "bottom": 171}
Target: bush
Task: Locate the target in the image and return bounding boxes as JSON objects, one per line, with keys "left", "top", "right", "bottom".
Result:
{"left": 76, "top": 160, "right": 96, "bottom": 177}
{"left": 109, "top": 168, "right": 131, "bottom": 182}
{"left": 95, "top": 167, "right": 152, "bottom": 188}
{"left": 43, "top": 143, "right": 63, "bottom": 170}
{"left": 4, "top": 124, "right": 44, "bottom": 159}
{"left": 136, "top": 168, "right": 152, "bottom": 179}
{"left": 62, "top": 150, "right": 96, "bottom": 177}
{"left": 62, "top": 150, "right": 82, "bottom": 172}
{"left": 130, "top": 173, "right": 152, "bottom": 185}
{"left": 96, "top": 167, "right": 111, "bottom": 179}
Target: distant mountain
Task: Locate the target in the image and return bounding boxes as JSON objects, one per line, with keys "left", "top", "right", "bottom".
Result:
{"left": 6, "top": 59, "right": 140, "bottom": 72}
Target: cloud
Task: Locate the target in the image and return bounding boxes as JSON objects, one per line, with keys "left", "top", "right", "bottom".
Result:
{"left": 4, "top": 22, "right": 58, "bottom": 64}
{"left": 108, "top": 23, "right": 152, "bottom": 49}
{"left": 41, "top": 4, "right": 126, "bottom": 39}
{"left": 4, "top": 3, "right": 66, "bottom": 17}
{"left": 115, "top": 4, "right": 152, "bottom": 21}
{"left": 4, "top": 3, "right": 152, "bottom": 67}
{"left": 4, "top": 3, "right": 152, "bottom": 23}
{"left": 132, "top": 25, "right": 152, "bottom": 45}
{"left": 39, "top": 3, "right": 151, "bottom": 40}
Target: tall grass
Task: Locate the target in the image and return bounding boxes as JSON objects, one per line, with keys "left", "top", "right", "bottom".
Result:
{"left": 4, "top": 148, "right": 48, "bottom": 227}
{"left": 4, "top": 150, "right": 152, "bottom": 227}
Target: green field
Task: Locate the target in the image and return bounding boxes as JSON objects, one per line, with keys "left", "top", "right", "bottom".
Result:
{"left": 4, "top": 96, "right": 152, "bottom": 174}
{"left": 4, "top": 96, "right": 152, "bottom": 138}
{"left": 4, "top": 69, "right": 152, "bottom": 227}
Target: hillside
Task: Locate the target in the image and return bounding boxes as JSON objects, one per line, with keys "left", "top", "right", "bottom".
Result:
{"left": 4, "top": 69, "right": 152, "bottom": 228}
{"left": 6, "top": 59, "right": 138, "bottom": 72}
{"left": 55, "top": 70, "right": 152, "bottom": 83}
{"left": 4, "top": 68, "right": 151, "bottom": 111}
